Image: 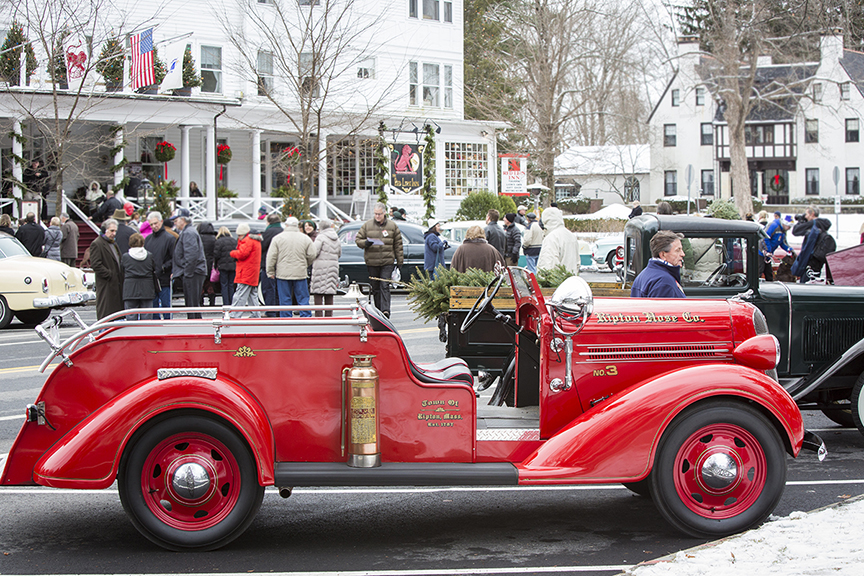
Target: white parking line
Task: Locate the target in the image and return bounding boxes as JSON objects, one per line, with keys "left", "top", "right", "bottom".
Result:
{"left": 0, "top": 414, "right": 23, "bottom": 421}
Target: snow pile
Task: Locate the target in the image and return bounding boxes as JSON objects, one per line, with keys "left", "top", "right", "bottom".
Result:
{"left": 564, "top": 204, "right": 631, "bottom": 220}
{"left": 625, "top": 497, "right": 864, "bottom": 575}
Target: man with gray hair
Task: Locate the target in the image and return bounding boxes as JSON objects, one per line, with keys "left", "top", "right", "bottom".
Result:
{"left": 59, "top": 212, "right": 79, "bottom": 267}
{"left": 172, "top": 215, "right": 207, "bottom": 318}
{"left": 89, "top": 218, "right": 124, "bottom": 319}
{"left": 267, "top": 216, "right": 317, "bottom": 317}
{"left": 355, "top": 202, "right": 403, "bottom": 317}
{"left": 630, "top": 230, "right": 686, "bottom": 298}
{"left": 144, "top": 211, "right": 176, "bottom": 319}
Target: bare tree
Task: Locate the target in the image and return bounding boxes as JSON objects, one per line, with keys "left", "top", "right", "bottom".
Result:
{"left": 216, "top": 0, "right": 397, "bottom": 208}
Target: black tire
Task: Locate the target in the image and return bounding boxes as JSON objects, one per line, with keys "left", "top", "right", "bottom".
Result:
{"left": 623, "top": 479, "right": 651, "bottom": 498}
{"left": 14, "top": 308, "right": 52, "bottom": 325}
{"left": 851, "top": 374, "right": 864, "bottom": 436}
{"left": 649, "top": 400, "right": 786, "bottom": 538}
{"left": 119, "top": 414, "right": 264, "bottom": 551}
{"left": 0, "top": 296, "right": 12, "bottom": 329}
{"left": 605, "top": 251, "right": 616, "bottom": 271}
{"left": 820, "top": 401, "right": 855, "bottom": 428}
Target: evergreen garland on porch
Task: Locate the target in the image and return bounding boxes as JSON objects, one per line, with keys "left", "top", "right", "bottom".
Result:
{"left": 375, "top": 121, "right": 389, "bottom": 205}
{"left": 109, "top": 125, "right": 129, "bottom": 189}
{"left": 5, "top": 128, "right": 27, "bottom": 191}
{"left": 421, "top": 124, "right": 436, "bottom": 220}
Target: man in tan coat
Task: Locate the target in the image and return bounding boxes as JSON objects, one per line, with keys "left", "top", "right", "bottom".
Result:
{"left": 266, "top": 216, "right": 316, "bottom": 317}
{"left": 355, "top": 202, "right": 403, "bottom": 317}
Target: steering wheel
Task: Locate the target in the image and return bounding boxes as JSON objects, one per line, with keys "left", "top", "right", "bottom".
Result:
{"left": 460, "top": 274, "right": 506, "bottom": 334}
{"left": 703, "top": 263, "right": 727, "bottom": 287}
{"left": 727, "top": 273, "right": 747, "bottom": 288}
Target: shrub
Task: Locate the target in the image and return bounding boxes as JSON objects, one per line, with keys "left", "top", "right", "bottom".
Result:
{"left": 454, "top": 190, "right": 523, "bottom": 221}
{"left": 557, "top": 198, "right": 591, "bottom": 214}
{"left": 217, "top": 186, "right": 237, "bottom": 198}
{"left": 705, "top": 198, "right": 741, "bottom": 220}
{"left": 562, "top": 217, "right": 626, "bottom": 233}
{"left": 498, "top": 194, "right": 517, "bottom": 216}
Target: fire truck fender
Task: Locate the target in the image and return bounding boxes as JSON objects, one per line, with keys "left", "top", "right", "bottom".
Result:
{"left": 517, "top": 364, "right": 803, "bottom": 484}
{"left": 33, "top": 376, "right": 275, "bottom": 489}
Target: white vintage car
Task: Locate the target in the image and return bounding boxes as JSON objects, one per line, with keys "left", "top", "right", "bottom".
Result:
{"left": 0, "top": 232, "right": 95, "bottom": 328}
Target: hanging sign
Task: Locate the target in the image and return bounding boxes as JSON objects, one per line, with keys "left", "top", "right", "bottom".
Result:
{"left": 390, "top": 144, "right": 424, "bottom": 193}
{"left": 500, "top": 154, "right": 528, "bottom": 196}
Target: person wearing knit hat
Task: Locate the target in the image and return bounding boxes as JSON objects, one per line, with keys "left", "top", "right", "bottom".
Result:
{"left": 229, "top": 222, "right": 263, "bottom": 318}
{"left": 502, "top": 213, "right": 521, "bottom": 266}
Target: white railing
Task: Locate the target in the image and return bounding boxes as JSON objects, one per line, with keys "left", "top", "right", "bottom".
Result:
{"left": 112, "top": 195, "right": 359, "bottom": 222}
{"left": 61, "top": 195, "right": 100, "bottom": 234}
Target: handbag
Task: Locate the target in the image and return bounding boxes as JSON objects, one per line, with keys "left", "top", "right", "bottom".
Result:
{"left": 210, "top": 266, "right": 221, "bottom": 283}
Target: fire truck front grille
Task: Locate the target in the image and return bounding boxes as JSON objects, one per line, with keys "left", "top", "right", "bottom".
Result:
{"left": 580, "top": 343, "right": 733, "bottom": 362}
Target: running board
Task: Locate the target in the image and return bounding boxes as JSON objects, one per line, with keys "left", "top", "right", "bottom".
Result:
{"left": 274, "top": 462, "right": 519, "bottom": 487}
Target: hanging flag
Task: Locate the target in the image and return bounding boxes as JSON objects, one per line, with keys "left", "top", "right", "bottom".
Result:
{"left": 63, "top": 35, "right": 88, "bottom": 90}
{"left": 159, "top": 40, "right": 185, "bottom": 92}
{"left": 130, "top": 28, "right": 155, "bottom": 90}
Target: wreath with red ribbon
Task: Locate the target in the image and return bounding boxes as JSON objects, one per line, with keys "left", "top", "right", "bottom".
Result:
{"left": 217, "top": 144, "right": 232, "bottom": 165}
{"left": 769, "top": 173, "right": 785, "bottom": 193}
{"left": 154, "top": 141, "right": 176, "bottom": 163}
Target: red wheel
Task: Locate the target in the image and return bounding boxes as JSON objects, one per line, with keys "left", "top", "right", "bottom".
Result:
{"left": 119, "top": 414, "right": 264, "bottom": 551}
{"left": 650, "top": 401, "right": 786, "bottom": 538}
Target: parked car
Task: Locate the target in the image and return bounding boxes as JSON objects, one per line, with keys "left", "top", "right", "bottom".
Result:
{"left": 623, "top": 214, "right": 864, "bottom": 433}
{"left": 337, "top": 220, "right": 459, "bottom": 284}
{"left": 591, "top": 234, "right": 624, "bottom": 270}
{"left": 1, "top": 268, "right": 824, "bottom": 550}
{"left": 0, "top": 232, "right": 94, "bottom": 329}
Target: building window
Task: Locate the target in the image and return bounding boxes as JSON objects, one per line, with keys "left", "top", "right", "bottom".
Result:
{"left": 300, "top": 52, "right": 319, "bottom": 98}
{"left": 444, "top": 65, "right": 453, "bottom": 108}
{"left": 423, "top": 0, "right": 438, "bottom": 20}
{"left": 805, "top": 119, "right": 818, "bottom": 143}
{"left": 139, "top": 136, "right": 166, "bottom": 184}
{"left": 624, "top": 176, "right": 640, "bottom": 203}
{"left": 298, "top": 0, "right": 320, "bottom": 4}
{"left": 445, "top": 142, "right": 488, "bottom": 196}
{"left": 806, "top": 168, "right": 819, "bottom": 195}
{"left": 327, "top": 137, "right": 376, "bottom": 196}
{"left": 841, "top": 82, "right": 851, "bottom": 101}
{"left": 846, "top": 118, "right": 859, "bottom": 142}
{"left": 695, "top": 87, "right": 705, "bottom": 106}
{"left": 812, "top": 82, "right": 823, "bottom": 102}
{"left": 257, "top": 51, "right": 274, "bottom": 96}
{"left": 701, "top": 123, "right": 713, "bottom": 146}
{"left": 423, "top": 63, "right": 439, "bottom": 106}
{"left": 444, "top": 0, "right": 452, "bottom": 22}
{"left": 409, "top": 0, "right": 417, "bottom": 17}
{"left": 664, "top": 171, "right": 677, "bottom": 196}
{"left": 200, "top": 46, "right": 222, "bottom": 93}
{"left": 847, "top": 168, "right": 860, "bottom": 195}
{"left": 671, "top": 89, "right": 680, "bottom": 107}
{"left": 357, "top": 58, "right": 375, "bottom": 79}
{"left": 745, "top": 125, "right": 774, "bottom": 145}
{"left": 409, "top": 62, "right": 418, "bottom": 105}
{"left": 663, "top": 124, "right": 676, "bottom": 147}
{"left": 701, "top": 170, "right": 714, "bottom": 195}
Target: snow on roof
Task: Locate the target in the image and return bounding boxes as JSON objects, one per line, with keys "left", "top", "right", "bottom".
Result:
{"left": 555, "top": 144, "right": 650, "bottom": 176}
{"left": 563, "top": 203, "right": 631, "bottom": 220}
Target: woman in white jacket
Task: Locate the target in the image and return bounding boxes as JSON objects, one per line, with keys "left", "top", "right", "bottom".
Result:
{"left": 310, "top": 219, "right": 342, "bottom": 317}
{"left": 537, "top": 207, "right": 580, "bottom": 275}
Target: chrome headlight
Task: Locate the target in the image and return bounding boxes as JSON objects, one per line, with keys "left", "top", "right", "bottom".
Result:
{"left": 549, "top": 276, "right": 594, "bottom": 334}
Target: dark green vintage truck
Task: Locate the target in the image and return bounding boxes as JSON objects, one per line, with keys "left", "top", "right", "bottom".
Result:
{"left": 622, "top": 214, "right": 864, "bottom": 433}
{"left": 447, "top": 213, "right": 864, "bottom": 435}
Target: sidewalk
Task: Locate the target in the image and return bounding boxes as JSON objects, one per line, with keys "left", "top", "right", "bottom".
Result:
{"left": 621, "top": 494, "right": 864, "bottom": 575}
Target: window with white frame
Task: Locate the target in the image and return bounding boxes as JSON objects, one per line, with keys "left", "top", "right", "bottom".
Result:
{"left": 805, "top": 119, "right": 818, "bottom": 143}
{"left": 847, "top": 168, "right": 860, "bottom": 195}
{"left": 846, "top": 118, "right": 859, "bottom": 143}
{"left": 423, "top": 64, "right": 440, "bottom": 106}
{"left": 841, "top": 82, "right": 851, "bottom": 101}
{"left": 423, "top": 0, "right": 438, "bottom": 20}
{"left": 671, "top": 89, "right": 680, "bottom": 107}
{"left": 701, "top": 123, "right": 713, "bottom": 146}
{"left": 298, "top": 0, "right": 320, "bottom": 5}
{"left": 701, "top": 170, "right": 714, "bottom": 195}
{"left": 200, "top": 46, "right": 222, "bottom": 93}
{"left": 806, "top": 168, "right": 819, "bottom": 195}
{"left": 444, "top": 65, "right": 453, "bottom": 108}
{"left": 812, "top": 82, "right": 823, "bottom": 103}
{"left": 696, "top": 86, "right": 705, "bottom": 106}
{"left": 445, "top": 142, "right": 488, "bottom": 196}
{"left": 257, "top": 51, "right": 274, "bottom": 96}
{"left": 664, "top": 124, "right": 676, "bottom": 147}
{"left": 409, "top": 0, "right": 417, "bottom": 17}
{"left": 357, "top": 58, "right": 375, "bottom": 79}
{"left": 444, "top": 0, "right": 452, "bottom": 22}
{"left": 664, "top": 171, "right": 677, "bottom": 196}
{"left": 409, "top": 62, "right": 418, "bottom": 105}
{"left": 409, "top": 61, "right": 445, "bottom": 107}
{"left": 300, "top": 52, "right": 319, "bottom": 98}
{"left": 328, "top": 137, "right": 376, "bottom": 196}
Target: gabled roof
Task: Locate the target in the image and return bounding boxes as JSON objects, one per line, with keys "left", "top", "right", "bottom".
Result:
{"left": 646, "top": 69, "right": 678, "bottom": 124}
{"left": 708, "top": 62, "right": 818, "bottom": 123}
{"left": 839, "top": 49, "right": 864, "bottom": 98}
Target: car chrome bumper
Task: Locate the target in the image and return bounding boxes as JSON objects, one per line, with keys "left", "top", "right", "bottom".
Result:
{"left": 802, "top": 430, "right": 827, "bottom": 461}
{"left": 33, "top": 291, "right": 96, "bottom": 308}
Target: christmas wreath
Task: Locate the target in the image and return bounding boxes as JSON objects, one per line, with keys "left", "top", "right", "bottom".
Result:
{"left": 769, "top": 173, "right": 785, "bottom": 193}
{"left": 217, "top": 143, "right": 232, "bottom": 165}
{"left": 154, "top": 141, "right": 176, "bottom": 163}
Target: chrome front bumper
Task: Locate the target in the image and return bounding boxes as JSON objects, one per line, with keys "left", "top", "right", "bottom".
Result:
{"left": 33, "top": 291, "right": 96, "bottom": 308}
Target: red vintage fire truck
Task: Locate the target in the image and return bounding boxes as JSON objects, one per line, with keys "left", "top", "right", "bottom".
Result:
{"left": 0, "top": 268, "right": 824, "bottom": 551}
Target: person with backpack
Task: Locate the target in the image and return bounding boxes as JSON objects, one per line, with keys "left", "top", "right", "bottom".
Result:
{"left": 792, "top": 205, "right": 835, "bottom": 283}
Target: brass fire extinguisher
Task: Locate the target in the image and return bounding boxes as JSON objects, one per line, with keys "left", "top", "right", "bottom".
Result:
{"left": 342, "top": 354, "right": 381, "bottom": 468}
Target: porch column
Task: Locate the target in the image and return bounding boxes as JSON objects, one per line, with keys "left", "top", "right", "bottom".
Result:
{"left": 12, "top": 119, "right": 23, "bottom": 218}
{"left": 206, "top": 124, "right": 217, "bottom": 220}
{"left": 113, "top": 126, "right": 124, "bottom": 190}
{"left": 264, "top": 138, "right": 272, "bottom": 196}
{"left": 251, "top": 130, "right": 262, "bottom": 215}
{"left": 180, "top": 126, "right": 191, "bottom": 201}
{"left": 318, "top": 130, "right": 328, "bottom": 219}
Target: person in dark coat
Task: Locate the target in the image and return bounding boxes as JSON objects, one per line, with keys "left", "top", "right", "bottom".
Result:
{"left": 89, "top": 218, "right": 124, "bottom": 319}
{"left": 259, "top": 212, "right": 283, "bottom": 317}
{"left": 111, "top": 209, "right": 135, "bottom": 254}
{"left": 628, "top": 201, "right": 643, "bottom": 219}
{"left": 484, "top": 209, "right": 506, "bottom": 259}
{"left": 120, "top": 233, "right": 157, "bottom": 320}
{"left": 631, "top": 230, "right": 686, "bottom": 299}
{"left": 0, "top": 214, "right": 14, "bottom": 236}
{"left": 42, "top": 217, "right": 62, "bottom": 261}
{"left": 213, "top": 226, "right": 237, "bottom": 305}
{"left": 502, "top": 213, "right": 521, "bottom": 267}
{"left": 93, "top": 190, "right": 122, "bottom": 223}
{"left": 423, "top": 218, "right": 448, "bottom": 278}
{"left": 15, "top": 212, "right": 45, "bottom": 256}
{"left": 451, "top": 225, "right": 505, "bottom": 273}
{"left": 197, "top": 221, "right": 218, "bottom": 306}
{"left": 23, "top": 160, "right": 50, "bottom": 221}
{"left": 59, "top": 213, "right": 79, "bottom": 267}
{"left": 791, "top": 205, "right": 834, "bottom": 282}
{"left": 143, "top": 211, "right": 175, "bottom": 319}
{"left": 172, "top": 216, "right": 207, "bottom": 318}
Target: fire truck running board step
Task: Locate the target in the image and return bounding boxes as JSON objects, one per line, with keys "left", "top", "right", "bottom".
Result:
{"left": 274, "top": 462, "right": 519, "bottom": 487}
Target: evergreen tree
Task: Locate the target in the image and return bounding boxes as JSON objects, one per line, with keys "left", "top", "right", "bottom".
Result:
{"left": 0, "top": 21, "right": 38, "bottom": 86}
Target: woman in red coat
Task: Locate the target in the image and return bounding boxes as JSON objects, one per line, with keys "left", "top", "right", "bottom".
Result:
{"left": 229, "top": 222, "right": 263, "bottom": 318}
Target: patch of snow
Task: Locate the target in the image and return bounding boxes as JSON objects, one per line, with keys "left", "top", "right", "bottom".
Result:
{"left": 564, "top": 204, "right": 631, "bottom": 220}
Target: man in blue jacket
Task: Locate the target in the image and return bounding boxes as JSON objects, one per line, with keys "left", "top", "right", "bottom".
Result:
{"left": 631, "top": 230, "right": 686, "bottom": 298}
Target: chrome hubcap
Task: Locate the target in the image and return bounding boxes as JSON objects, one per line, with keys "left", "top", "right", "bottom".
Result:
{"left": 700, "top": 453, "right": 738, "bottom": 490}
{"left": 171, "top": 462, "right": 211, "bottom": 500}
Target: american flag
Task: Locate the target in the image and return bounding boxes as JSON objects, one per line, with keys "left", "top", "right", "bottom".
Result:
{"left": 131, "top": 28, "right": 155, "bottom": 90}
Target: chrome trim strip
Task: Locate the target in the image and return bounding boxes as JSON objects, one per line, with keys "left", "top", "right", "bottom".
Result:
{"left": 157, "top": 368, "right": 218, "bottom": 380}
{"left": 477, "top": 429, "right": 541, "bottom": 442}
